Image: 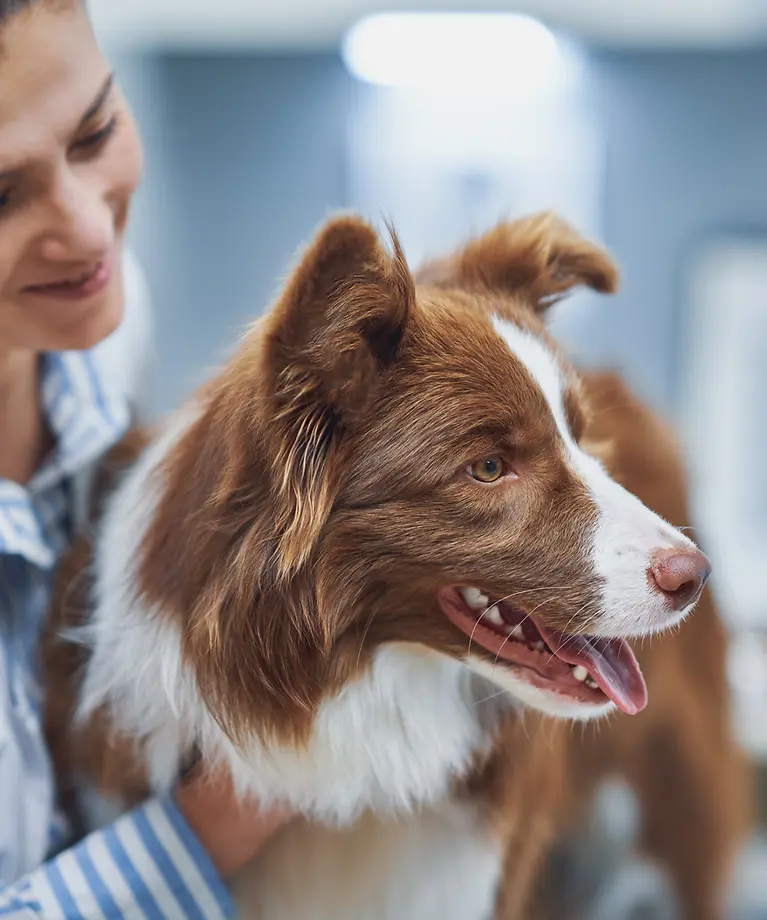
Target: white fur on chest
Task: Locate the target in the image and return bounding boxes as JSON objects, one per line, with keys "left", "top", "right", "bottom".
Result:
{"left": 231, "top": 800, "right": 503, "bottom": 920}
{"left": 213, "top": 645, "right": 493, "bottom": 822}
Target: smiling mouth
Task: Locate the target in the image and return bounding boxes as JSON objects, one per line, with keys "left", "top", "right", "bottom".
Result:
{"left": 437, "top": 586, "right": 647, "bottom": 715}
{"left": 23, "top": 256, "right": 112, "bottom": 300}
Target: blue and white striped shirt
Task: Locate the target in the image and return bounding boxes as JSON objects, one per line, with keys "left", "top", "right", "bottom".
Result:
{"left": 0, "top": 255, "right": 233, "bottom": 919}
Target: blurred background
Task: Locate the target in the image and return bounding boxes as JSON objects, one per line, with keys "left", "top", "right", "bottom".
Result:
{"left": 93, "top": 1, "right": 767, "bottom": 915}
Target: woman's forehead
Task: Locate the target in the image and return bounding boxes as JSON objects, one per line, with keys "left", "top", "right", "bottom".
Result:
{"left": 0, "top": 2, "right": 106, "bottom": 160}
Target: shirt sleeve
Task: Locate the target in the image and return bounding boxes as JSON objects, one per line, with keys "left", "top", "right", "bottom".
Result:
{"left": 0, "top": 798, "right": 234, "bottom": 920}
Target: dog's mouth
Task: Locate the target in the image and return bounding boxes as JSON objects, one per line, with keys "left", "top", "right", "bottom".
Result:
{"left": 438, "top": 586, "right": 647, "bottom": 715}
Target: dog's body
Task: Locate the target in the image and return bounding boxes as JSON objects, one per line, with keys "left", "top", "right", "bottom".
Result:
{"left": 44, "top": 214, "right": 744, "bottom": 920}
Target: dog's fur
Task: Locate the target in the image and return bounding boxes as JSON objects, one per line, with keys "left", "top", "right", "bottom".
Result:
{"left": 43, "top": 213, "right": 747, "bottom": 920}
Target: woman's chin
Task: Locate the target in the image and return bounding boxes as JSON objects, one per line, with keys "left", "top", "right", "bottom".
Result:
{"left": 50, "top": 288, "right": 125, "bottom": 352}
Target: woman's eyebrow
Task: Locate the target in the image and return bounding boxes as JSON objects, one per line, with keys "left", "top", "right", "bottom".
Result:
{"left": 0, "top": 74, "right": 116, "bottom": 179}
{"left": 78, "top": 72, "right": 115, "bottom": 127}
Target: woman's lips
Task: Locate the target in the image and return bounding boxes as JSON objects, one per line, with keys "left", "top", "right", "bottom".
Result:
{"left": 23, "top": 255, "right": 113, "bottom": 302}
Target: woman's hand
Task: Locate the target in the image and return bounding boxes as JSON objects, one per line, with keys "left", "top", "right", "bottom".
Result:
{"left": 175, "top": 767, "right": 292, "bottom": 878}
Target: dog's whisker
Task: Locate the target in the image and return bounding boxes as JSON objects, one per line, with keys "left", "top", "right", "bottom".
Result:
{"left": 546, "top": 604, "right": 596, "bottom": 661}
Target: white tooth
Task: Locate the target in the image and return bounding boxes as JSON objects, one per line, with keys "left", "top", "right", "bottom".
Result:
{"left": 509, "top": 624, "right": 524, "bottom": 639}
{"left": 460, "top": 587, "right": 489, "bottom": 609}
{"left": 532, "top": 641, "right": 545, "bottom": 652}
{"left": 484, "top": 605, "right": 504, "bottom": 627}
{"left": 585, "top": 677, "right": 599, "bottom": 689}
{"left": 571, "top": 665, "right": 589, "bottom": 682}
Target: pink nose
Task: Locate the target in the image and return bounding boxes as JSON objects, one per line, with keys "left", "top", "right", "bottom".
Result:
{"left": 649, "top": 548, "right": 711, "bottom": 611}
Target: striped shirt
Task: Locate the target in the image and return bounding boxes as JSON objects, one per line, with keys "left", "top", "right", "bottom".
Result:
{"left": 0, "top": 254, "right": 233, "bottom": 919}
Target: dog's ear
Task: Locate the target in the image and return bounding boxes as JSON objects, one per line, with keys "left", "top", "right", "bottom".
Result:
{"left": 265, "top": 214, "right": 413, "bottom": 419}
{"left": 417, "top": 211, "right": 618, "bottom": 314}
{"left": 260, "top": 214, "right": 414, "bottom": 576}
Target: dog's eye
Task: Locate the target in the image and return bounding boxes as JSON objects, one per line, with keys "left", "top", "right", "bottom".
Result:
{"left": 468, "top": 457, "right": 506, "bottom": 483}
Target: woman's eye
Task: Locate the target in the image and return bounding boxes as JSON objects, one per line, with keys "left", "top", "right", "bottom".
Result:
{"left": 71, "top": 115, "right": 118, "bottom": 153}
{"left": 468, "top": 456, "right": 507, "bottom": 484}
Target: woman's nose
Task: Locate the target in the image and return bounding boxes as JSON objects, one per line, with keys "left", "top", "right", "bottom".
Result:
{"left": 39, "top": 172, "right": 114, "bottom": 264}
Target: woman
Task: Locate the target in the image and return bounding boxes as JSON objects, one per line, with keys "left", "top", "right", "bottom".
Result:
{"left": 0, "top": 0, "right": 290, "bottom": 915}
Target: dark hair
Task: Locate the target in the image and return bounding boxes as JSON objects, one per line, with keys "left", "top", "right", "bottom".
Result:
{"left": 0, "top": 0, "right": 79, "bottom": 25}
{"left": 0, "top": 0, "right": 38, "bottom": 23}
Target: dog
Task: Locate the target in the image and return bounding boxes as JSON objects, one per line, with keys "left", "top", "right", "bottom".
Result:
{"left": 44, "top": 212, "right": 715, "bottom": 920}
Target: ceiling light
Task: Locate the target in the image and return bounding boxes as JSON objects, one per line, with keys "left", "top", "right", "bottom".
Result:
{"left": 342, "top": 12, "right": 565, "bottom": 95}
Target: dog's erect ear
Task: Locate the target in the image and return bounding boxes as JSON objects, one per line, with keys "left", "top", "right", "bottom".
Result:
{"left": 259, "top": 215, "right": 414, "bottom": 576}
{"left": 416, "top": 211, "right": 618, "bottom": 313}
{"left": 265, "top": 214, "right": 414, "bottom": 419}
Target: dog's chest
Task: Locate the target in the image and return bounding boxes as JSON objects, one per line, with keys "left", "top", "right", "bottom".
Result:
{"left": 230, "top": 799, "right": 503, "bottom": 920}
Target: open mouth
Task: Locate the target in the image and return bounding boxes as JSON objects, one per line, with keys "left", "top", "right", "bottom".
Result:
{"left": 438, "top": 586, "right": 647, "bottom": 715}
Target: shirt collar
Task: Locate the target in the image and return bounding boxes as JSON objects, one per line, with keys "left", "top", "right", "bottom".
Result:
{"left": 0, "top": 349, "right": 131, "bottom": 567}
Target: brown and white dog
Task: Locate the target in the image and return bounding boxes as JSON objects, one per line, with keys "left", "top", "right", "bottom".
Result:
{"left": 46, "top": 213, "right": 715, "bottom": 920}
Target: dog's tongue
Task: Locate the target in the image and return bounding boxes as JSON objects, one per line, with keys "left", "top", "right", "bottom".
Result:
{"left": 536, "top": 626, "right": 648, "bottom": 715}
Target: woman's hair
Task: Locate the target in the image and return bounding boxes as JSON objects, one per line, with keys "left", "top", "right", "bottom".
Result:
{"left": 0, "top": 0, "right": 36, "bottom": 22}
{"left": 1, "top": 0, "right": 70, "bottom": 25}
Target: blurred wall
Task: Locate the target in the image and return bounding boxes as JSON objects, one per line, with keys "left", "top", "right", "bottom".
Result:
{"left": 589, "top": 48, "right": 767, "bottom": 412}
{"left": 119, "top": 52, "right": 352, "bottom": 413}
{"left": 114, "top": 43, "right": 767, "bottom": 417}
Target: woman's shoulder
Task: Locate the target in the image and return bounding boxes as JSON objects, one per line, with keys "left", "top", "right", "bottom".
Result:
{"left": 89, "top": 248, "right": 155, "bottom": 415}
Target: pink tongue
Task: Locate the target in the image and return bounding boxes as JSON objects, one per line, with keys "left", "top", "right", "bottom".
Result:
{"left": 537, "top": 626, "right": 648, "bottom": 715}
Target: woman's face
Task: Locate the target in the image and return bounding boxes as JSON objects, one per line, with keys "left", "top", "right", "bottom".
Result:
{"left": 0, "top": 0, "right": 143, "bottom": 354}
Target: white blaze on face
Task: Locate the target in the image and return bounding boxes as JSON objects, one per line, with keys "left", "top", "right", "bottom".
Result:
{"left": 492, "top": 317, "right": 698, "bottom": 639}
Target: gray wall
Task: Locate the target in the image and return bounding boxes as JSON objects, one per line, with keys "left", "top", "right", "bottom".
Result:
{"left": 587, "top": 48, "right": 767, "bottom": 412}
{"left": 117, "top": 45, "right": 767, "bottom": 416}
{"left": 122, "top": 52, "right": 352, "bottom": 414}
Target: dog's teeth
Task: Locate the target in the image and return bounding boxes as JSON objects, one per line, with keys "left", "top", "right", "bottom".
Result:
{"left": 509, "top": 624, "right": 524, "bottom": 639}
{"left": 460, "top": 587, "right": 489, "bottom": 609}
{"left": 484, "top": 605, "right": 504, "bottom": 627}
{"left": 571, "top": 665, "right": 589, "bottom": 682}
{"left": 532, "top": 641, "right": 545, "bottom": 652}
{"left": 585, "top": 677, "right": 599, "bottom": 689}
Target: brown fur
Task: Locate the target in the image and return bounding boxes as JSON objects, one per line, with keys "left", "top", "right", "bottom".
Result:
{"left": 417, "top": 211, "right": 618, "bottom": 307}
{"left": 41, "top": 213, "right": 750, "bottom": 920}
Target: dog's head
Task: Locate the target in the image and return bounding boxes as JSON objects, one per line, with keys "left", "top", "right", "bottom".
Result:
{"left": 139, "top": 213, "right": 709, "bottom": 743}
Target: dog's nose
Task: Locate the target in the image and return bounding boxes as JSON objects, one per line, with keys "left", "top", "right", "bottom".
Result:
{"left": 649, "top": 548, "right": 711, "bottom": 611}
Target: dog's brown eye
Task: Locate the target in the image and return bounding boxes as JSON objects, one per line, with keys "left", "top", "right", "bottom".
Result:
{"left": 468, "top": 457, "right": 506, "bottom": 483}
